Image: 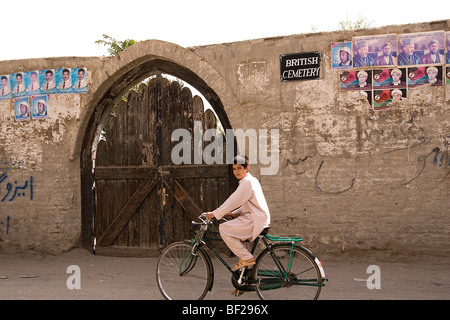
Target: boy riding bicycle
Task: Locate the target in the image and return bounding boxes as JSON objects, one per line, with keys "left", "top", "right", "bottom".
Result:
{"left": 206, "top": 155, "right": 271, "bottom": 271}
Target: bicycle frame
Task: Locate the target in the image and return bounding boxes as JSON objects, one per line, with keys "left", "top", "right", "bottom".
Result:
{"left": 182, "top": 214, "right": 327, "bottom": 293}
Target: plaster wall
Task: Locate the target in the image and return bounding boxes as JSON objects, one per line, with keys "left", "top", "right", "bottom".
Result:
{"left": 0, "top": 20, "right": 448, "bottom": 260}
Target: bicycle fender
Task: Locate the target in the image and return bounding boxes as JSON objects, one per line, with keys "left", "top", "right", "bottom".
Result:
{"left": 296, "top": 245, "right": 327, "bottom": 281}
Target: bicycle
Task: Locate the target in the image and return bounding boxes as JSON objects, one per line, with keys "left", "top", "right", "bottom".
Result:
{"left": 156, "top": 213, "right": 327, "bottom": 300}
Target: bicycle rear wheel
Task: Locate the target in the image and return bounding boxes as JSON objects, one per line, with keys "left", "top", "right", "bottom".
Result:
{"left": 253, "top": 244, "right": 322, "bottom": 300}
{"left": 156, "top": 241, "right": 212, "bottom": 300}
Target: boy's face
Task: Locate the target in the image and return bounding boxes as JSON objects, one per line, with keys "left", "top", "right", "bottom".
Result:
{"left": 233, "top": 164, "right": 249, "bottom": 180}
{"left": 427, "top": 70, "right": 437, "bottom": 80}
{"left": 392, "top": 72, "right": 401, "bottom": 82}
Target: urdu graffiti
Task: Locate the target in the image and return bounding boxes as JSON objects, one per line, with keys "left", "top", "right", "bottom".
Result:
{"left": 0, "top": 173, "right": 34, "bottom": 202}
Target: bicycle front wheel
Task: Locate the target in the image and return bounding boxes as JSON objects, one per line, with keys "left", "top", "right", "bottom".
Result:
{"left": 253, "top": 244, "right": 322, "bottom": 300}
{"left": 156, "top": 241, "right": 212, "bottom": 300}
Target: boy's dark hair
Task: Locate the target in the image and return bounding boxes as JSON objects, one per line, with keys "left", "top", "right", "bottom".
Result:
{"left": 233, "top": 155, "right": 249, "bottom": 168}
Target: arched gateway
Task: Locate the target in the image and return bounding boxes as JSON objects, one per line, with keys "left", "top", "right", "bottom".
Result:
{"left": 79, "top": 40, "right": 239, "bottom": 256}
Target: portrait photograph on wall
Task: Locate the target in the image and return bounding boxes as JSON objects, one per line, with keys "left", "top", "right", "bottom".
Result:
{"left": 31, "top": 95, "right": 48, "bottom": 119}
{"left": 71, "top": 68, "right": 88, "bottom": 93}
{"left": 11, "top": 72, "right": 26, "bottom": 98}
{"left": 14, "top": 97, "right": 30, "bottom": 121}
{"left": 40, "top": 69, "right": 56, "bottom": 94}
{"left": 25, "top": 70, "right": 41, "bottom": 96}
{"left": 353, "top": 34, "right": 398, "bottom": 68}
{"left": 398, "top": 31, "right": 445, "bottom": 66}
{"left": 0, "top": 75, "right": 10, "bottom": 100}
{"left": 339, "top": 70, "right": 372, "bottom": 90}
{"left": 373, "top": 68, "right": 407, "bottom": 89}
{"left": 408, "top": 66, "right": 443, "bottom": 87}
{"left": 373, "top": 88, "right": 407, "bottom": 110}
{"left": 331, "top": 41, "right": 353, "bottom": 70}
{"left": 56, "top": 68, "right": 73, "bottom": 94}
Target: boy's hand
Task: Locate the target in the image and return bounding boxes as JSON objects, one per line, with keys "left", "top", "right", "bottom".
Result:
{"left": 205, "top": 212, "right": 215, "bottom": 220}
{"left": 225, "top": 212, "right": 240, "bottom": 220}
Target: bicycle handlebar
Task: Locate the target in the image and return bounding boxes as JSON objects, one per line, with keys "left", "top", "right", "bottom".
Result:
{"left": 191, "top": 213, "right": 229, "bottom": 229}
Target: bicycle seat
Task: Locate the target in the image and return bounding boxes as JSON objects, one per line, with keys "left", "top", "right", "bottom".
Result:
{"left": 259, "top": 227, "right": 270, "bottom": 236}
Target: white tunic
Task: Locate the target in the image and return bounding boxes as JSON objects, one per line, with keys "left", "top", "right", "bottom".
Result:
{"left": 212, "top": 172, "right": 270, "bottom": 241}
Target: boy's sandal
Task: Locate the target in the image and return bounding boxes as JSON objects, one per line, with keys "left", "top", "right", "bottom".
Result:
{"left": 231, "top": 259, "right": 255, "bottom": 271}
{"left": 231, "top": 288, "right": 245, "bottom": 297}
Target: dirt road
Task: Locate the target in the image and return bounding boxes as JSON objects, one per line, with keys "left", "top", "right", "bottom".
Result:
{"left": 1, "top": 248, "right": 449, "bottom": 300}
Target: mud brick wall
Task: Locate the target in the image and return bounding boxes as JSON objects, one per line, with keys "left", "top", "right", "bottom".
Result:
{"left": 0, "top": 19, "right": 448, "bottom": 260}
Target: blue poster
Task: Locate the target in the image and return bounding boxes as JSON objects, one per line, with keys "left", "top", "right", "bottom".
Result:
{"left": 56, "top": 68, "right": 73, "bottom": 94}
{"left": 0, "top": 75, "right": 10, "bottom": 100}
{"left": 14, "top": 97, "right": 30, "bottom": 121}
{"left": 39, "top": 69, "right": 56, "bottom": 94}
{"left": 71, "top": 67, "right": 87, "bottom": 93}
{"left": 11, "top": 72, "right": 26, "bottom": 98}
{"left": 31, "top": 95, "right": 48, "bottom": 119}
{"left": 25, "top": 70, "right": 41, "bottom": 96}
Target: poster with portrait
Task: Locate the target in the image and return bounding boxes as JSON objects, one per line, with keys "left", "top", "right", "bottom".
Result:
{"left": 373, "top": 88, "right": 407, "bottom": 110}
{"left": 56, "top": 68, "right": 73, "bottom": 94}
{"left": 398, "top": 31, "right": 445, "bottom": 66}
{"left": 373, "top": 68, "right": 406, "bottom": 89}
{"left": 357, "top": 34, "right": 398, "bottom": 67}
{"left": 352, "top": 36, "right": 373, "bottom": 68}
{"left": 14, "top": 97, "right": 30, "bottom": 121}
{"left": 331, "top": 42, "right": 353, "bottom": 70}
{"left": 339, "top": 70, "right": 372, "bottom": 90}
{"left": 416, "top": 31, "right": 445, "bottom": 65}
{"left": 408, "top": 66, "right": 443, "bottom": 87}
{"left": 71, "top": 67, "right": 87, "bottom": 93}
{"left": 25, "top": 70, "right": 41, "bottom": 96}
{"left": 0, "top": 75, "right": 10, "bottom": 100}
{"left": 10, "top": 72, "right": 26, "bottom": 98}
{"left": 40, "top": 69, "right": 56, "bottom": 94}
{"left": 31, "top": 95, "right": 48, "bottom": 119}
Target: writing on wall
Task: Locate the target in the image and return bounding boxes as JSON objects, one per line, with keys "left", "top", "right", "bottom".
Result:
{"left": 0, "top": 215, "right": 10, "bottom": 235}
{"left": 0, "top": 173, "right": 34, "bottom": 202}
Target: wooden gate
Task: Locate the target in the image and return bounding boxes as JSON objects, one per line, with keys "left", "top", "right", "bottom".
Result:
{"left": 93, "top": 75, "right": 235, "bottom": 257}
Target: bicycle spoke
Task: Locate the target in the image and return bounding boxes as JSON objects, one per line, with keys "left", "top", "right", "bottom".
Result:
{"left": 253, "top": 245, "right": 322, "bottom": 300}
{"left": 157, "top": 242, "right": 211, "bottom": 300}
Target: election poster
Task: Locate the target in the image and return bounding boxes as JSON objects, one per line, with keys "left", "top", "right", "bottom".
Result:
{"left": 40, "top": 69, "right": 56, "bottom": 94}
{"left": 71, "top": 68, "right": 88, "bottom": 93}
{"left": 0, "top": 75, "right": 10, "bottom": 100}
{"left": 339, "top": 70, "right": 372, "bottom": 90}
{"left": 14, "top": 97, "right": 30, "bottom": 121}
{"left": 372, "top": 68, "right": 406, "bottom": 89}
{"left": 408, "top": 66, "right": 443, "bottom": 87}
{"left": 331, "top": 42, "right": 353, "bottom": 70}
{"left": 398, "top": 31, "right": 445, "bottom": 66}
{"left": 31, "top": 95, "right": 48, "bottom": 119}
{"left": 373, "top": 88, "right": 406, "bottom": 110}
